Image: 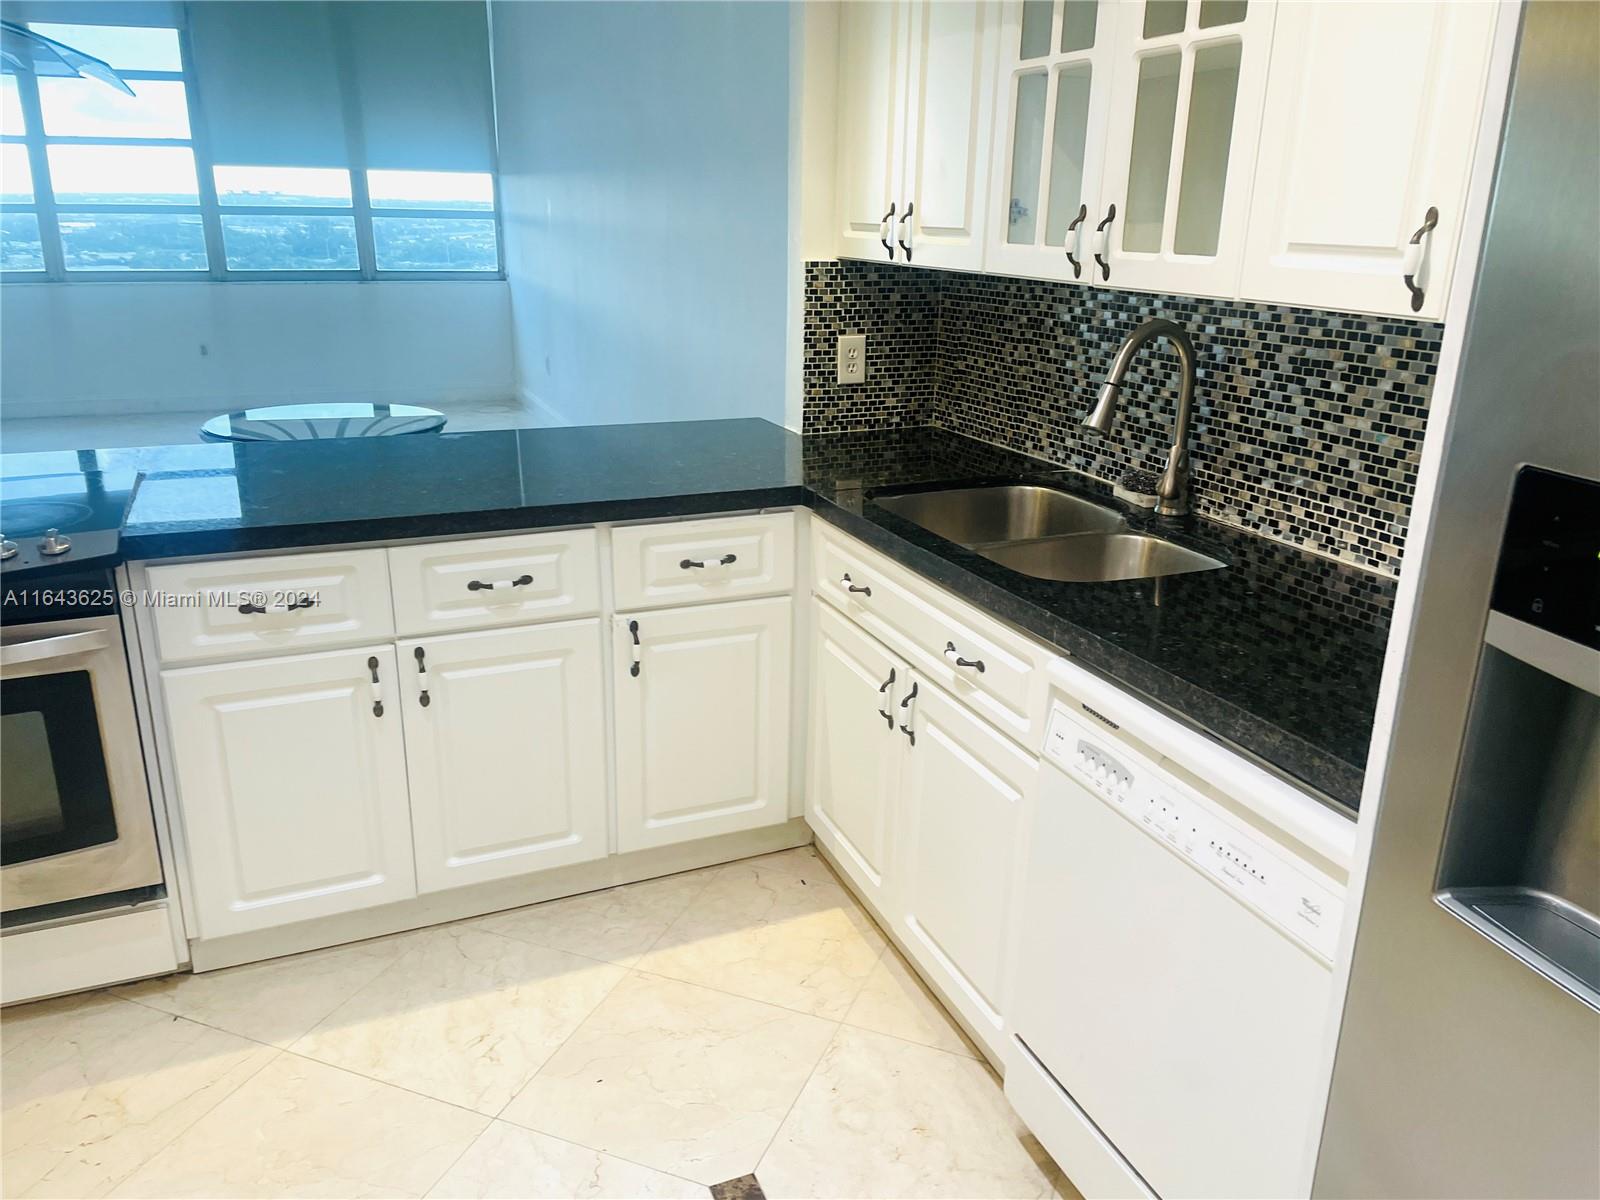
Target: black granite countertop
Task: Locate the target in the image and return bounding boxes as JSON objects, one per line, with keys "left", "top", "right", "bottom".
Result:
{"left": 1, "top": 419, "right": 1393, "bottom": 813}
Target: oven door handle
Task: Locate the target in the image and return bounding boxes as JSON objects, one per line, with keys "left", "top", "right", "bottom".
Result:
{"left": 0, "top": 628, "right": 112, "bottom": 672}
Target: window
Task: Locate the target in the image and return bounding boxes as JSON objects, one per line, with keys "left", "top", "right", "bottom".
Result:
{"left": 0, "top": 13, "right": 502, "bottom": 282}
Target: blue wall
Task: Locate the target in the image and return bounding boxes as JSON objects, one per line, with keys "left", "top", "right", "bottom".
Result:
{"left": 492, "top": 1, "right": 791, "bottom": 427}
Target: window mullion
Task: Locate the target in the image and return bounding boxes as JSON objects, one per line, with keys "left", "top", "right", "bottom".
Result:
{"left": 176, "top": 24, "right": 227, "bottom": 280}
{"left": 14, "top": 70, "right": 64, "bottom": 280}
{"left": 328, "top": 3, "right": 377, "bottom": 281}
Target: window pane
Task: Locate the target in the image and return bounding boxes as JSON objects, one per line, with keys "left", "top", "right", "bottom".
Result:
{"left": 59, "top": 211, "right": 207, "bottom": 271}
{"left": 1061, "top": 0, "right": 1098, "bottom": 52}
{"left": 27, "top": 24, "right": 184, "bottom": 71}
{"left": 1020, "top": 0, "right": 1053, "bottom": 59}
{"left": 1, "top": 76, "right": 23, "bottom": 136}
{"left": 1198, "top": 0, "right": 1248, "bottom": 27}
{"left": 215, "top": 165, "right": 352, "bottom": 208}
{"left": 1174, "top": 40, "right": 1242, "bottom": 255}
{"left": 1005, "top": 72, "right": 1048, "bottom": 245}
{"left": 367, "top": 169, "right": 493, "bottom": 211}
{"left": 221, "top": 214, "right": 358, "bottom": 270}
{"left": 1143, "top": 0, "right": 1187, "bottom": 37}
{"left": 1123, "top": 50, "right": 1180, "bottom": 253}
{"left": 1, "top": 212, "right": 44, "bottom": 271}
{"left": 2, "top": 144, "right": 33, "bottom": 203}
{"left": 47, "top": 145, "right": 198, "bottom": 204}
{"left": 373, "top": 217, "right": 497, "bottom": 271}
{"left": 1044, "top": 65, "right": 1093, "bottom": 247}
{"left": 38, "top": 77, "right": 191, "bottom": 139}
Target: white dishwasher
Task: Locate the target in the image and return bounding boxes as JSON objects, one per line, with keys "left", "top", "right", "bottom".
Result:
{"left": 1005, "top": 660, "right": 1354, "bottom": 1199}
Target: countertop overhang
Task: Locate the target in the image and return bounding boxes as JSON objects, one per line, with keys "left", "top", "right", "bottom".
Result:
{"left": 1, "top": 418, "right": 1393, "bottom": 813}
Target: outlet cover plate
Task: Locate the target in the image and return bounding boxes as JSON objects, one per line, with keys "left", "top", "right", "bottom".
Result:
{"left": 836, "top": 334, "right": 867, "bottom": 386}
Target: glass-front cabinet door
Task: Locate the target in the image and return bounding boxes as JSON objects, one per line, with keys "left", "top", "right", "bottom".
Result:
{"left": 1096, "top": 0, "right": 1276, "bottom": 297}
{"left": 987, "top": 0, "right": 1119, "bottom": 283}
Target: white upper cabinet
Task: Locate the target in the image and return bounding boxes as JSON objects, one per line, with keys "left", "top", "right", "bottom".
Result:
{"left": 1097, "top": 0, "right": 1277, "bottom": 297}
{"left": 1240, "top": 2, "right": 1498, "bottom": 319}
{"left": 613, "top": 596, "right": 793, "bottom": 853}
{"left": 161, "top": 645, "right": 416, "bottom": 938}
{"left": 898, "top": 0, "right": 1000, "bottom": 270}
{"left": 398, "top": 621, "right": 608, "bottom": 894}
{"left": 987, "top": 0, "right": 1119, "bottom": 283}
{"left": 836, "top": 0, "right": 998, "bottom": 269}
{"left": 836, "top": 0, "right": 912, "bottom": 264}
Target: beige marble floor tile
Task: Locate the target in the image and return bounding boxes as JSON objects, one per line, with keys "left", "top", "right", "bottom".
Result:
{"left": 425, "top": 1120, "right": 709, "bottom": 1199}
{"left": 635, "top": 855, "right": 886, "bottom": 1019}
{"left": 757, "top": 1025, "right": 1060, "bottom": 1199}
{"left": 291, "top": 924, "right": 625, "bottom": 1115}
{"left": 112, "top": 933, "right": 414, "bottom": 1048}
{"left": 502, "top": 972, "right": 835, "bottom": 1186}
{"left": 1, "top": 992, "right": 277, "bottom": 1198}
{"left": 109, "top": 1053, "right": 486, "bottom": 1199}
{"left": 472, "top": 869, "right": 715, "bottom": 967}
{"left": 842, "top": 946, "right": 978, "bottom": 1058}
{"left": 725, "top": 845, "right": 828, "bottom": 878}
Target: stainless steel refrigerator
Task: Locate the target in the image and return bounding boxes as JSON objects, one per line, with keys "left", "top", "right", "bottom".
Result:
{"left": 1313, "top": 3, "right": 1600, "bottom": 1197}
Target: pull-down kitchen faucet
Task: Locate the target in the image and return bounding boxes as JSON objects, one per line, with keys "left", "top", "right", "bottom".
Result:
{"left": 1082, "top": 317, "right": 1196, "bottom": 517}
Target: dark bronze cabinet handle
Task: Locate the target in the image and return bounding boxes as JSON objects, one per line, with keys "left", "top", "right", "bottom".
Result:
{"left": 897, "top": 201, "right": 914, "bottom": 261}
{"left": 1094, "top": 204, "right": 1117, "bottom": 281}
{"left": 414, "top": 645, "right": 430, "bottom": 707}
{"left": 876, "top": 667, "right": 896, "bottom": 728}
{"left": 680, "top": 553, "right": 737, "bottom": 569}
{"left": 466, "top": 574, "right": 533, "bottom": 592}
{"left": 840, "top": 572, "right": 871, "bottom": 597}
{"left": 237, "top": 595, "right": 315, "bottom": 615}
{"left": 628, "top": 619, "right": 641, "bottom": 677}
{"left": 880, "top": 202, "right": 896, "bottom": 259}
{"left": 1403, "top": 206, "right": 1439, "bottom": 312}
{"left": 1065, "top": 204, "right": 1088, "bottom": 278}
{"left": 945, "top": 641, "right": 986, "bottom": 673}
{"left": 368, "top": 655, "right": 384, "bottom": 717}
{"left": 899, "top": 680, "right": 918, "bottom": 745}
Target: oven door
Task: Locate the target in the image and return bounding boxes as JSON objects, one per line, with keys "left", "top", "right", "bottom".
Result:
{"left": 1, "top": 616, "right": 162, "bottom": 915}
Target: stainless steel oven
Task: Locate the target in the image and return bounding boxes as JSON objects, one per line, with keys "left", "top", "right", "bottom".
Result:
{"left": 1, "top": 613, "right": 163, "bottom": 916}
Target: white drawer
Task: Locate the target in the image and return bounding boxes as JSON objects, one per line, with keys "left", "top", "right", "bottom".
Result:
{"left": 611, "top": 512, "right": 795, "bottom": 611}
{"left": 813, "top": 520, "right": 1049, "bottom": 746}
{"left": 144, "top": 549, "right": 393, "bottom": 665}
{"left": 388, "top": 529, "right": 600, "bottom": 636}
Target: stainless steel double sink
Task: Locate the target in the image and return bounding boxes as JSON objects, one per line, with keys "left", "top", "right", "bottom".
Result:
{"left": 872, "top": 484, "right": 1225, "bottom": 583}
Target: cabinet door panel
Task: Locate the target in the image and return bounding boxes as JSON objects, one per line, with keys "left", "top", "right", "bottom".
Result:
{"left": 161, "top": 645, "right": 415, "bottom": 938}
{"left": 987, "top": 0, "right": 1118, "bottom": 283}
{"left": 895, "top": 674, "right": 1036, "bottom": 1060}
{"left": 807, "top": 602, "right": 906, "bottom": 909}
{"left": 399, "top": 621, "right": 607, "bottom": 893}
{"left": 837, "top": 0, "right": 910, "bottom": 262}
{"left": 1240, "top": 1, "right": 1496, "bottom": 318}
{"left": 1098, "top": 0, "right": 1275, "bottom": 297}
{"left": 901, "top": 0, "right": 998, "bottom": 270}
{"left": 614, "top": 597, "right": 792, "bottom": 852}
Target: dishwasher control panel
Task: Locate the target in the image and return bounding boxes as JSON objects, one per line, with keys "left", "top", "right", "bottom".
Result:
{"left": 1043, "top": 704, "right": 1345, "bottom": 961}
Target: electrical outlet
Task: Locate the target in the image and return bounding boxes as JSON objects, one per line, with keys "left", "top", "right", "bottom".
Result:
{"left": 836, "top": 334, "right": 867, "bottom": 385}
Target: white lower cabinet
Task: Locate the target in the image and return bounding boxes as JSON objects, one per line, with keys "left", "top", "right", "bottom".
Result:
{"left": 161, "top": 644, "right": 416, "bottom": 939}
{"left": 808, "top": 601, "right": 907, "bottom": 910}
{"left": 613, "top": 596, "right": 793, "bottom": 853}
{"left": 894, "top": 672, "right": 1036, "bottom": 1059}
{"left": 398, "top": 620, "right": 607, "bottom": 894}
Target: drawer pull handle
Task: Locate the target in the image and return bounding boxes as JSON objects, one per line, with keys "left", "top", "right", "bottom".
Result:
{"left": 945, "top": 642, "right": 986, "bottom": 673}
{"left": 880, "top": 202, "right": 896, "bottom": 259}
{"left": 1093, "top": 203, "right": 1116, "bottom": 281}
{"left": 840, "top": 573, "right": 871, "bottom": 597}
{"left": 628, "top": 619, "right": 642, "bottom": 677}
{"left": 237, "top": 595, "right": 315, "bottom": 615}
{"left": 1402, "top": 205, "right": 1439, "bottom": 312}
{"left": 368, "top": 655, "right": 384, "bottom": 718}
{"left": 877, "top": 666, "right": 896, "bottom": 728}
{"left": 414, "top": 645, "right": 430, "bottom": 707}
{"left": 898, "top": 680, "right": 918, "bottom": 745}
{"left": 1065, "top": 203, "right": 1087, "bottom": 278}
{"left": 466, "top": 574, "right": 534, "bottom": 592}
{"left": 680, "top": 553, "right": 737, "bottom": 570}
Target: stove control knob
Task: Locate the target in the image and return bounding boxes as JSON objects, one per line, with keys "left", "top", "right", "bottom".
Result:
{"left": 0, "top": 537, "right": 16, "bottom": 560}
{"left": 38, "top": 528, "right": 72, "bottom": 556}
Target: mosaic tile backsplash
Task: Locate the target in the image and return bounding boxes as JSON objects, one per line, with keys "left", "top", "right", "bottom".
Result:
{"left": 802, "top": 260, "right": 1444, "bottom": 576}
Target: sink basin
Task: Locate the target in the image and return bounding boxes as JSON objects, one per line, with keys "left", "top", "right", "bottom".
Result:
{"left": 872, "top": 484, "right": 1125, "bottom": 545}
{"left": 980, "top": 532, "right": 1226, "bottom": 583}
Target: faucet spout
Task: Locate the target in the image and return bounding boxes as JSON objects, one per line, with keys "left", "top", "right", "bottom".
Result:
{"left": 1080, "top": 317, "right": 1197, "bottom": 517}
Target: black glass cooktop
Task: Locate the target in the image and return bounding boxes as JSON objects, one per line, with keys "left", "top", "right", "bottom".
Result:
{"left": 0, "top": 470, "right": 131, "bottom": 577}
